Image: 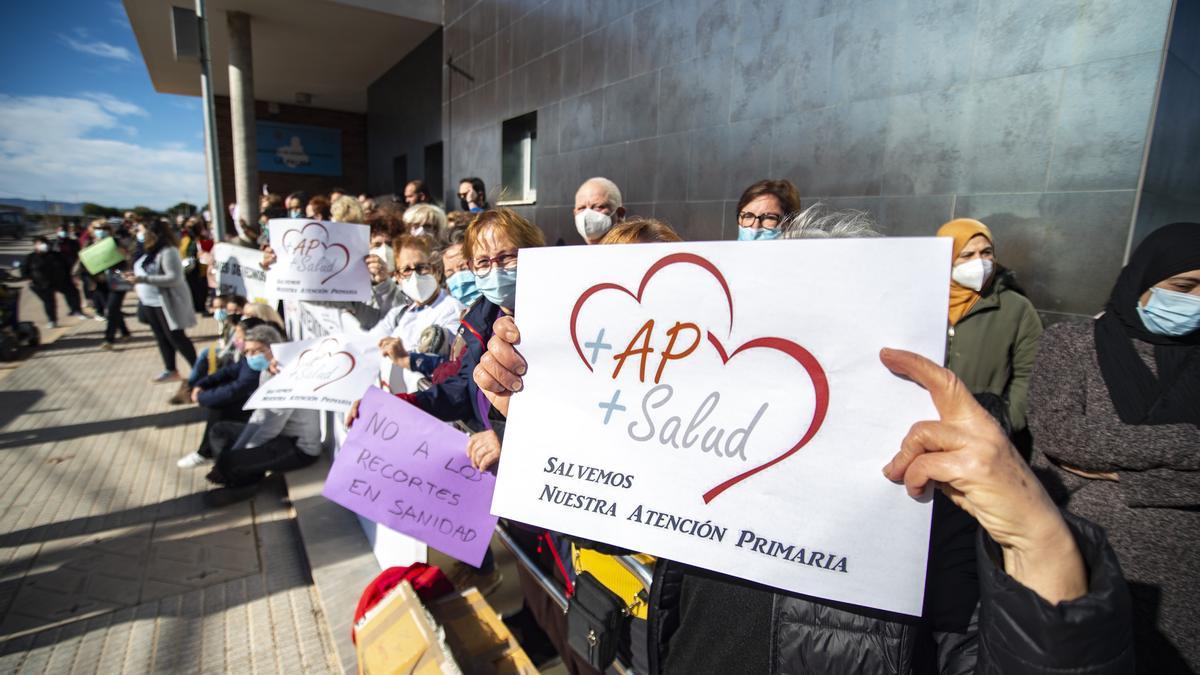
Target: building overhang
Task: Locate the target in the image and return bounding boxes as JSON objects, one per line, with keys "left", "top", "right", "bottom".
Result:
{"left": 125, "top": 0, "right": 440, "bottom": 113}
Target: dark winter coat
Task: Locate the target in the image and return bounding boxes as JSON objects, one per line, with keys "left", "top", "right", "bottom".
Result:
{"left": 648, "top": 512, "right": 1132, "bottom": 675}
{"left": 22, "top": 251, "right": 72, "bottom": 291}
{"left": 944, "top": 268, "right": 1043, "bottom": 431}
{"left": 196, "top": 358, "right": 259, "bottom": 410}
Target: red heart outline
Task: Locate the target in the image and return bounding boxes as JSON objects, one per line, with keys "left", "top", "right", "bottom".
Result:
{"left": 701, "top": 332, "right": 829, "bottom": 503}
{"left": 295, "top": 338, "right": 357, "bottom": 391}
{"left": 567, "top": 252, "right": 829, "bottom": 504}
{"left": 569, "top": 253, "right": 734, "bottom": 371}
{"left": 280, "top": 221, "right": 351, "bottom": 285}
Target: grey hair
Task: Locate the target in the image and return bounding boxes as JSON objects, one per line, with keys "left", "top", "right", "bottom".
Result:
{"left": 577, "top": 177, "right": 623, "bottom": 209}
{"left": 243, "top": 324, "right": 284, "bottom": 345}
{"left": 780, "top": 202, "right": 883, "bottom": 239}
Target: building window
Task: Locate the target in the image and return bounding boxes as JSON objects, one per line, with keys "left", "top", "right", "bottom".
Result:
{"left": 499, "top": 112, "right": 537, "bottom": 205}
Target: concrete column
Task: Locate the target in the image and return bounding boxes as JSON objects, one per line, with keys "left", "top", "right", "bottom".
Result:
{"left": 226, "top": 11, "right": 258, "bottom": 238}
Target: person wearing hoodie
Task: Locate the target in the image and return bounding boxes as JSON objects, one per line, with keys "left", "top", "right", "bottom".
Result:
{"left": 202, "top": 323, "right": 321, "bottom": 506}
{"left": 938, "top": 218, "right": 1043, "bottom": 434}
{"left": 177, "top": 317, "right": 271, "bottom": 469}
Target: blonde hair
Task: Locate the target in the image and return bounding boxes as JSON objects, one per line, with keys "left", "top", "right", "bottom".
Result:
{"left": 403, "top": 203, "right": 448, "bottom": 239}
{"left": 462, "top": 209, "right": 546, "bottom": 262}
{"left": 599, "top": 218, "right": 682, "bottom": 244}
{"left": 241, "top": 302, "right": 284, "bottom": 327}
{"left": 330, "top": 195, "right": 365, "bottom": 223}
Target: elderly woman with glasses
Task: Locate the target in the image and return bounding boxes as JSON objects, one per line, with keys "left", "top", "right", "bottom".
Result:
{"left": 374, "top": 234, "right": 465, "bottom": 394}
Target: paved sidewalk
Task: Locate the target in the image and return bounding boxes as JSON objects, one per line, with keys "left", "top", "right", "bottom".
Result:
{"left": 0, "top": 306, "right": 341, "bottom": 672}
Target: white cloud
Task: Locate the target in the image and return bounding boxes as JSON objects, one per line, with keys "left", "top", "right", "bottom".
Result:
{"left": 0, "top": 94, "right": 205, "bottom": 210}
{"left": 57, "top": 31, "right": 133, "bottom": 62}
{"left": 81, "top": 92, "right": 147, "bottom": 117}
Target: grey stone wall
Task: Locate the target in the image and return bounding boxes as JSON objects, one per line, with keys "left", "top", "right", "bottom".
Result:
{"left": 422, "top": 0, "right": 1175, "bottom": 316}
{"left": 367, "top": 30, "right": 443, "bottom": 198}
{"left": 1134, "top": 0, "right": 1200, "bottom": 250}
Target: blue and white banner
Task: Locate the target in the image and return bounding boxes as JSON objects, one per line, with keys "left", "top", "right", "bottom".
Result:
{"left": 256, "top": 121, "right": 342, "bottom": 176}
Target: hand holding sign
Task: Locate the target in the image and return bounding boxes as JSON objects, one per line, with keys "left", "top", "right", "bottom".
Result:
{"left": 879, "top": 348, "right": 1086, "bottom": 604}
{"left": 474, "top": 315, "right": 525, "bottom": 417}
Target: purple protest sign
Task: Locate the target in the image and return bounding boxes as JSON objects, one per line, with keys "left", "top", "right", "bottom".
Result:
{"left": 322, "top": 387, "right": 498, "bottom": 566}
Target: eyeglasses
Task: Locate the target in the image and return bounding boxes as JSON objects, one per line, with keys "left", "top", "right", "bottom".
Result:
{"left": 737, "top": 211, "right": 783, "bottom": 229}
{"left": 397, "top": 263, "right": 434, "bottom": 278}
{"left": 458, "top": 192, "right": 472, "bottom": 200}
{"left": 471, "top": 250, "right": 518, "bottom": 276}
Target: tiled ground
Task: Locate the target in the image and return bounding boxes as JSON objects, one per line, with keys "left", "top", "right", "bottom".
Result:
{"left": 0, "top": 273, "right": 340, "bottom": 673}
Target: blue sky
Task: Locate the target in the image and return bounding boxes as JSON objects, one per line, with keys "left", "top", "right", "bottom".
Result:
{"left": 0, "top": 1, "right": 206, "bottom": 210}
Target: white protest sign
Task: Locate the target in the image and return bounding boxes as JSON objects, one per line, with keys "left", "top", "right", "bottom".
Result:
{"left": 267, "top": 218, "right": 371, "bottom": 302}
{"left": 244, "top": 332, "right": 378, "bottom": 413}
{"left": 211, "top": 243, "right": 273, "bottom": 305}
{"left": 492, "top": 239, "right": 951, "bottom": 616}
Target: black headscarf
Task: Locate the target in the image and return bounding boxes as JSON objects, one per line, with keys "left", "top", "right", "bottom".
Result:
{"left": 1094, "top": 222, "right": 1200, "bottom": 426}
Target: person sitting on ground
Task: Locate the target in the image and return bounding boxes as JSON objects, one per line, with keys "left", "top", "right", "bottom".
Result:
{"left": 177, "top": 317, "right": 269, "bottom": 469}
{"left": 23, "top": 235, "right": 85, "bottom": 328}
{"left": 573, "top": 177, "right": 626, "bottom": 244}
{"left": 172, "top": 294, "right": 247, "bottom": 405}
{"left": 202, "top": 322, "right": 321, "bottom": 507}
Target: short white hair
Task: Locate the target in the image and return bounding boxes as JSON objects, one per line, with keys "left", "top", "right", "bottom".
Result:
{"left": 403, "top": 203, "right": 448, "bottom": 236}
{"left": 780, "top": 202, "right": 882, "bottom": 239}
{"left": 576, "top": 177, "right": 623, "bottom": 209}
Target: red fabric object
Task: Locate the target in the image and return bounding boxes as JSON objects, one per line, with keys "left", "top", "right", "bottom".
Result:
{"left": 198, "top": 238, "right": 214, "bottom": 252}
{"left": 351, "top": 563, "right": 454, "bottom": 643}
{"left": 430, "top": 358, "right": 462, "bottom": 385}
{"left": 394, "top": 392, "right": 419, "bottom": 406}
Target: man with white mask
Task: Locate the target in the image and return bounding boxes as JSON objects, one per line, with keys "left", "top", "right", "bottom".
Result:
{"left": 573, "top": 177, "right": 625, "bottom": 244}
{"left": 375, "top": 235, "right": 464, "bottom": 393}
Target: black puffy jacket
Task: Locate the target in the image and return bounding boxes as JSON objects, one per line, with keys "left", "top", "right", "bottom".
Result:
{"left": 648, "top": 512, "right": 1132, "bottom": 674}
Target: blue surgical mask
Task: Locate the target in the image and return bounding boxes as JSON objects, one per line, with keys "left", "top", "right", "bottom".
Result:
{"left": 136, "top": 232, "right": 146, "bottom": 243}
{"left": 446, "top": 269, "right": 481, "bottom": 306}
{"left": 246, "top": 353, "right": 272, "bottom": 372}
{"left": 214, "top": 309, "right": 228, "bottom": 322}
{"left": 476, "top": 266, "right": 518, "bottom": 309}
{"left": 737, "top": 226, "right": 781, "bottom": 241}
{"left": 95, "top": 230, "right": 108, "bottom": 239}
{"left": 1137, "top": 287, "right": 1200, "bottom": 337}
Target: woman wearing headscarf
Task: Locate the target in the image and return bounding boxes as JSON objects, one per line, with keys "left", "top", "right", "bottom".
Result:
{"left": 1029, "top": 222, "right": 1200, "bottom": 673}
{"left": 938, "top": 218, "right": 1043, "bottom": 433}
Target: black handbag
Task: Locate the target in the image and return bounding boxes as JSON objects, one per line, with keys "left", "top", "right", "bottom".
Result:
{"left": 566, "top": 571, "right": 626, "bottom": 670}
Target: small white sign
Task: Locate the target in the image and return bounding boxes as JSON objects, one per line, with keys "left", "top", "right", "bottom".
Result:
{"left": 211, "top": 243, "right": 273, "bottom": 305}
{"left": 244, "top": 332, "right": 378, "bottom": 414}
{"left": 492, "top": 239, "right": 951, "bottom": 616}
{"left": 267, "top": 219, "right": 371, "bottom": 302}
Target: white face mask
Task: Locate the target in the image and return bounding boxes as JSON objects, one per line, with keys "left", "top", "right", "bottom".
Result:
{"left": 575, "top": 208, "right": 613, "bottom": 242}
{"left": 952, "top": 258, "right": 993, "bottom": 292}
{"left": 410, "top": 226, "right": 425, "bottom": 237}
{"left": 369, "top": 245, "right": 394, "bottom": 274}
{"left": 401, "top": 273, "right": 439, "bottom": 304}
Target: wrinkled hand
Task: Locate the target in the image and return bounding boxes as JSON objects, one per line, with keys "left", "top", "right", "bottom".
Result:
{"left": 260, "top": 245, "right": 276, "bottom": 270}
{"left": 268, "top": 358, "right": 280, "bottom": 375}
{"left": 190, "top": 387, "right": 201, "bottom": 404}
{"left": 365, "top": 255, "right": 388, "bottom": 283}
{"left": 879, "top": 348, "right": 1086, "bottom": 604}
{"left": 473, "top": 316, "right": 525, "bottom": 418}
{"left": 345, "top": 398, "right": 361, "bottom": 427}
{"left": 379, "top": 337, "right": 409, "bottom": 369}
{"left": 466, "top": 430, "right": 502, "bottom": 471}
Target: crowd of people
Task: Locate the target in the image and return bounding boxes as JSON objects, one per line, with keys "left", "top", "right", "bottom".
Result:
{"left": 26, "top": 173, "right": 1198, "bottom": 674}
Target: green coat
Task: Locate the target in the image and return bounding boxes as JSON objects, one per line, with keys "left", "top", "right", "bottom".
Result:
{"left": 944, "top": 269, "right": 1043, "bottom": 431}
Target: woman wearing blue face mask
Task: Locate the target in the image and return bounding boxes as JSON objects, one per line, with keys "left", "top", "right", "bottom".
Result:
{"left": 733, "top": 179, "right": 801, "bottom": 241}
{"left": 345, "top": 208, "right": 545, "bottom": 595}
{"left": 1029, "top": 221, "right": 1200, "bottom": 673}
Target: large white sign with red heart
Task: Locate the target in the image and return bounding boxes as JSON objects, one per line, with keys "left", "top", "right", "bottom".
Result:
{"left": 244, "top": 333, "right": 379, "bottom": 414}
{"left": 492, "top": 238, "right": 951, "bottom": 616}
{"left": 267, "top": 219, "right": 371, "bottom": 301}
